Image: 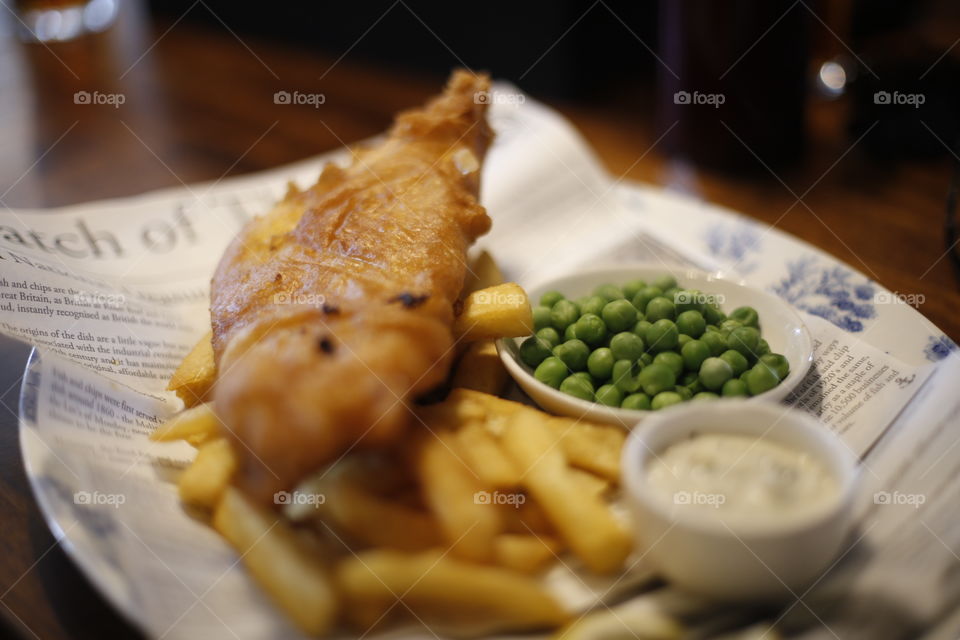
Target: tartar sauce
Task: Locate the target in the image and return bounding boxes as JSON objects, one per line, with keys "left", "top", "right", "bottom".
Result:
{"left": 645, "top": 433, "right": 837, "bottom": 523}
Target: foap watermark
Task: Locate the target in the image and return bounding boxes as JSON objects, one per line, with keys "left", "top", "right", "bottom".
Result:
{"left": 74, "top": 490, "right": 126, "bottom": 508}
{"left": 674, "top": 90, "right": 725, "bottom": 108}
{"left": 873, "top": 91, "right": 925, "bottom": 108}
{"left": 274, "top": 90, "right": 326, "bottom": 108}
{"left": 873, "top": 291, "right": 925, "bottom": 308}
{"left": 74, "top": 90, "right": 125, "bottom": 108}
{"left": 474, "top": 490, "right": 526, "bottom": 508}
{"left": 674, "top": 290, "right": 724, "bottom": 307}
{"left": 473, "top": 90, "right": 525, "bottom": 106}
{"left": 674, "top": 490, "right": 725, "bottom": 508}
{"left": 70, "top": 291, "right": 126, "bottom": 307}
{"left": 473, "top": 289, "right": 525, "bottom": 306}
{"left": 273, "top": 292, "right": 327, "bottom": 306}
{"left": 874, "top": 490, "right": 925, "bottom": 509}
{"left": 274, "top": 490, "right": 326, "bottom": 507}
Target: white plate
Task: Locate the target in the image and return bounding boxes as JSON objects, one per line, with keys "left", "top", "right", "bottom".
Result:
{"left": 498, "top": 265, "right": 813, "bottom": 427}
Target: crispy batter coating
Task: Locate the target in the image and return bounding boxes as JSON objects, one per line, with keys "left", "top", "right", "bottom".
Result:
{"left": 210, "top": 71, "right": 493, "bottom": 501}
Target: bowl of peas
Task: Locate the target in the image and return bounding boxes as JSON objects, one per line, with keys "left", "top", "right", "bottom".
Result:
{"left": 497, "top": 266, "right": 814, "bottom": 427}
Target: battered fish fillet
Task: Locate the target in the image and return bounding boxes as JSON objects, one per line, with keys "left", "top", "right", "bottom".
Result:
{"left": 210, "top": 71, "right": 493, "bottom": 502}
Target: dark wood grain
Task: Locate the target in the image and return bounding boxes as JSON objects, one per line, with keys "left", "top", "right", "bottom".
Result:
{"left": 0, "top": 2, "right": 958, "bottom": 638}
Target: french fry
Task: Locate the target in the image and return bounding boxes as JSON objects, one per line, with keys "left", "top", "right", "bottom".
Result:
{"left": 545, "top": 417, "right": 625, "bottom": 483}
{"left": 462, "top": 249, "right": 505, "bottom": 295}
{"left": 213, "top": 488, "right": 338, "bottom": 636}
{"left": 167, "top": 331, "right": 216, "bottom": 407}
{"left": 570, "top": 467, "right": 611, "bottom": 498}
{"left": 452, "top": 339, "right": 509, "bottom": 395}
{"left": 150, "top": 403, "right": 219, "bottom": 443}
{"left": 177, "top": 437, "right": 237, "bottom": 509}
{"left": 432, "top": 389, "right": 625, "bottom": 482}
{"left": 417, "top": 432, "right": 502, "bottom": 562}
{"left": 335, "top": 549, "right": 568, "bottom": 634}
{"left": 454, "top": 420, "right": 521, "bottom": 488}
{"left": 494, "top": 534, "right": 561, "bottom": 574}
{"left": 453, "top": 283, "right": 532, "bottom": 342}
{"left": 501, "top": 411, "right": 632, "bottom": 574}
{"left": 313, "top": 477, "right": 444, "bottom": 551}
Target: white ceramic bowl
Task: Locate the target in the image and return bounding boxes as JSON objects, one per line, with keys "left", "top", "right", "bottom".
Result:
{"left": 621, "top": 401, "right": 859, "bottom": 602}
{"left": 498, "top": 265, "right": 814, "bottom": 428}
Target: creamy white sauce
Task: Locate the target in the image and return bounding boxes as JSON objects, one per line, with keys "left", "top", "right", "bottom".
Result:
{"left": 645, "top": 433, "right": 837, "bottom": 524}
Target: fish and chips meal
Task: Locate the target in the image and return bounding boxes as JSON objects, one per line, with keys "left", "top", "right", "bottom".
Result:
{"left": 153, "top": 71, "right": 634, "bottom": 636}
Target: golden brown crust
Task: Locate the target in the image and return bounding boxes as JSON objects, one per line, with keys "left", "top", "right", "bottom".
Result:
{"left": 209, "top": 70, "right": 493, "bottom": 501}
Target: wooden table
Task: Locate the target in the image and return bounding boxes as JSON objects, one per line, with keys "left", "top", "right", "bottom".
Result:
{"left": 1, "top": 2, "right": 957, "bottom": 638}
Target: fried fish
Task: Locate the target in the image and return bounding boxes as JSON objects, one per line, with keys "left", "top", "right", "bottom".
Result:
{"left": 209, "top": 71, "right": 493, "bottom": 501}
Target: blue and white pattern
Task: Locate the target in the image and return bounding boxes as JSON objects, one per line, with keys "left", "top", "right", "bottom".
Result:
{"left": 704, "top": 221, "right": 763, "bottom": 274}
{"left": 772, "top": 257, "right": 877, "bottom": 332}
{"left": 924, "top": 334, "right": 958, "bottom": 362}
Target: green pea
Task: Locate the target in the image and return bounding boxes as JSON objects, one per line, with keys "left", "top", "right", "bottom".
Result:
{"left": 645, "top": 319, "right": 679, "bottom": 353}
{"left": 519, "top": 336, "right": 553, "bottom": 368}
{"left": 760, "top": 353, "right": 790, "bottom": 380}
{"left": 729, "top": 306, "right": 759, "bottom": 329}
{"left": 639, "top": 352, "right": 654, "bottom": 366}
{"left": 571, "top": 371, "right": 596, "bottom": 386}
{"left": 721, "top": 378, "right": 749, "bottom": 397}
{"left": 594, "top": 283, "right": 624, "bottom": 302}
{"left": 756, "top": 338, "right": 771, "bottom": 356}
{"left": 610, "top": 332, "right": 646, "bottom": 362}
{"left": 534, "top": 356, "right": 567, "bottom": 389}
{"left": 719, "top": 349, "right": 749, "bottom": 376}
{"left": 677, "top": 333, "right": 692, "bottom": 349}
{"left": 595, "top": 384, "right": 624, "bottom": 407}
{"left": 550, "top": 300, "right": 580, "bottom": 331}
{"left": 681, "top": 339, "right": 710, "bottom": 372}
{"left": 699, "top": 357, "right": 734, "bottom": 391}
{"left": 621, "top": 393, "right": 651, "bottom": 411}
{"left": 639, "top": 362, "right": 675, "bottom": 396}
{"left": 651, "top": 391, "right": 684, "bottom": 411}
{"left": 612, "top": 359, "right": 643, "bottom": 393}
{"left": 535, "top": 327, "right": 561, "bottom": 348}
{"left": 692, "top": 391, "right": 720, "bottom": 402}
{"left": 540, "top": 291, "right": 565, "bottom": 308}
{"left": 631, "top": 286, "right": 663, "bottom": 313}
{"left": 644, "top": 297, "right": 676, "bottom": 322}
{"left": 739, "top": 369, "right": 752, "bottom": 383}
{"left": 720, "top": 319, "right": 744, "bottom": 335}
{"left": 728, "top": 326, "right": 760, "bottom": 359}
{"left": 564, "top": 324, "right": 578, "bottom": 341}
{"left": 622, "top": 279, "right": 647, "bottom": 300}
{"left": 653, "top": 274, "right": 678, "bottom": 292}
{"left": 560, "top": 375, "right": 595, "bottom": 401}
{"left": 674, "top": 289, "right": 705, "bottom": 314}
{"left": 533, "top": 305, "right": 553, "bottom": 331}
{"left": 575, "top": 313, "right": 608, "bottom": 346}
{"left": 553, "top": 339, "right": 589, "bottom": 371}
{"left": 633, "top": 319, "right": 653, "bottom": 337}
{"left": 653, "top": 351, "right": 684, "bottom": 378}
{"left": 675, "top": 385, "right": 693, "bottom": 401}
{"left": 676, "top": 310, "right": 706, "bottom": 338}
{"left": 705, "top": 324, "right": 720, "bottom": 333}
{"left": 700, "top": 331, "right": 727, "bottom": 356}
{"left": 703, "top": 302, "right": 726, "bottom": 326}
{"left": 746, "top": 362, "right": 780, "bottom": 395}
{"left": 602, "top": 299, "right": 638, "bottom": 333}
{"left": 680, "top": 371, "right": 699, "bottom": 387}
{"left": 662, "top": 287, "right": 681, "bottom": 303}
{"left": 579, "top": 295, "right": 607, "bottom": 317}
{"left": 587, "top": 348, "right": 615, "bottom": 380}
{"left": 685, "top": 377, "right": 705, "bottom": 395}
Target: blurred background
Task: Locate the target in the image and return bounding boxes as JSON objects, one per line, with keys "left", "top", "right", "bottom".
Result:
{"left": 0, "top": 1, "right": 959, "bottom": 638}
